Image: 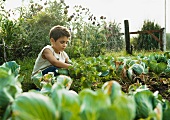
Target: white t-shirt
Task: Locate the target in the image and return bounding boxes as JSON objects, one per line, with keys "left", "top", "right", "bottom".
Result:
{"left": 32, "top": 45, "right": 69, "bottom": 76}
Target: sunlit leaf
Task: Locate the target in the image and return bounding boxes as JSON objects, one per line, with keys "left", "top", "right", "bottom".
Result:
{"left": 102, "top": 80, "right": 122, "bottom": 102}
{"left": 1, "top": 61, "right": 20, "bottom": 77}
{"left": 134, "top": 90, "right": 156, "bottom": 119}
{"left": 12, "top": 92, "right": 59, "bottom": 120}
{"left": 56, "top": 75, "right": 73, "bottom": 90}
{"left": 51, "top": 87, "right": 80, "bottom": 120}
{"left": 79, "top": 89, "right": 111, "bottom": 120}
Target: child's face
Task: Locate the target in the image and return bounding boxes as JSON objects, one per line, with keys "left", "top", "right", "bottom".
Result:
{"left": 51, "top": 36, "right": 69, "bottom": 54}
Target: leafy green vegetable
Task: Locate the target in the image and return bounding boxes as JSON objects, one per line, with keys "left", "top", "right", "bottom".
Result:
{"left": 164, "top": 51, "right": 170, "bottom": 59}
{"left": 102, "top": 80, "right": 122, "bottom": 103}
{"left": 56, "top": 75, "right": 73, "bottom": 90}
{"left": 79, "top": 89, "right": 111, "bottom": 120}
{"left": 57, "top": 68, "right": 69, "bottom": 76}
{"left": 51, "top": 86, "right": 80, "bottom": 120}
{"left": 134, "top": 90, "right": 156, "bottom": 119}
{"left": 12, "top": 92, "right": 59, "bottom": 120}
{"left": 0, "top": 61, "right": 20, "bottom": 77}
{"left": 131, "top": 64, "right": 144, "bottom": 75}
{"left": 99, "top": 95, "right": 136, "bottom": 120}
{"left": 163, "top": 100, "right": 170, "bottom": 120}
{"left": 0, "top": 62, "right": 22, "bottom": 118}
{"left": 31, "top": 71, "right": 43, "bottom": 88}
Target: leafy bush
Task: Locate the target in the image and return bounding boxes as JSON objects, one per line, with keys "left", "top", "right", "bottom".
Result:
{"left": 66, "top": 5, "right": 123, "bottom": 58}
{"left": 18, "top": 0, "right": 69, "bottom": 56}
{"left": 134, "top": 20, "right": 161, "bottom": 51}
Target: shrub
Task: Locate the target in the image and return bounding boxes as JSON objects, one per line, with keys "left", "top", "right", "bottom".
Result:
{"left": 135, "top": 20, "right": 161, "bottom": 51}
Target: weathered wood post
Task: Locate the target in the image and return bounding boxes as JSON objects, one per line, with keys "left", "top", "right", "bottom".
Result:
{"left": 160, "top": 28, "right": 163, "bottom": 51}
{"left": 124, "top": 20, "right": 131, "bottom": 54}
{"left": 159, "top": 28, "right": 166, "bottom": 51}
{"left": 162, "top": 28, "right": 166, "bottom": 51}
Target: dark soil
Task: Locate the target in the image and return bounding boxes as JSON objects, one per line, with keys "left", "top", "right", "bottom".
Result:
{"left": 121, "top": 73, "right": 170, "bottom": 102}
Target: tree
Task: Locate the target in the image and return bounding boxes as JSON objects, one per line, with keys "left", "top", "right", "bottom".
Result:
{"left": 136, "top": 20, "right": 161, "bottom": 50}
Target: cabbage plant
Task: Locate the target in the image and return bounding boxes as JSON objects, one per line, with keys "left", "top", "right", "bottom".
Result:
{"left": 0, "top": 61, "right": 22, "bottom": 119}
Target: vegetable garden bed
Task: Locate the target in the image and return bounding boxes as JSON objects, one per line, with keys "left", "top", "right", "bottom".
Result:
{"left": 1, "top": 51, "right": 170, "bottom": 119}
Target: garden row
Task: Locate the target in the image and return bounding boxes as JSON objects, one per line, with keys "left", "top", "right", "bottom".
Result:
{"left": 1, "top": 51, "right": 170, "bottom": 119}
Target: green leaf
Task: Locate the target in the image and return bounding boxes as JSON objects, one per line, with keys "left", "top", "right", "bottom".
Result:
{"left": 0, "top": 87, "right": 14, "bottom": 111}
{"left": 131, "top": 63, "right": 144, "bottom": 75}
{"left": 0, "top": 69, "right": 15, "bottom": 88}
{"left": 99, "top": 70, "right": 109, "bottom": 77}
{"left": 102, "top": 80, "right": 122, "bottom": 103}
{"left": 31, "top": 72, "right": 43, "bottom": 88}
{"left": 134, "top": 90, "right": 156, "bottom": 119}
{"left": 12, "top": 92, "right": 59, "bottom": 120}
{"left": 57, "top": 68, "right": 69, "bottom": 76}
{"left": 98, "top": 95, "right": 136, "bottom": 120}
{"left": 51, "top": 88, "right": 80, "bottom": 120}
{"left": 149, "top": 60, "right": 158, "bottom": 72}
{"left": 79, "top": 89, "right": 111, "bottom": 120}
{"left": 163, "top": 100, "right": 170, "bottom": 120}
{"left": 56, "top": 75, "right": 73, "bottom": 90}
{"left": 40, "top": 83, "right": 52, "bottom": 95}
{"left": 153, "top": 62, "right": 167, "bottom": 74}
{"left": 164, "top": 51, "right": 170, "bottom": 59}
{"left": 0, "top": 67, "right": 10, "bottom": 78}
{"left": 127, "top": 67, "right": 133, "bottom": 81}
{"left": 1, "top": 61, "right": 20, "bottom": 77}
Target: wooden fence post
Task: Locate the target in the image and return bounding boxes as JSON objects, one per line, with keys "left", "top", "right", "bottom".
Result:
{"left": 124, "top": 20, "right": 131, "bottom": 54}
{"left": 162, "top": 28, "right": 166, "bottom": 51}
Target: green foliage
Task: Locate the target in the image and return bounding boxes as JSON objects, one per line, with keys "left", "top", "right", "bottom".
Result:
{"left": 18, "top": 0, "right": 69, "bottom": 56}
{"left": 66, "top": 5, "right": 123, "bottom": 58}
{"left": 12, "top": 92, "right": 59, "bottom": 120}
{"left": 0, "top": 61, "right": 22, "bottom": 119}
{"left": 134, "top": 90, "right": 156, "bottom": 119}
{"left": 135, "top": 20, "right": 161, "bottom": 50}
{"left": 51, "top": 86, "right": 80, "bottom": 120}
{"left": 0, "top": 18, "right": 28, "bottom": 62}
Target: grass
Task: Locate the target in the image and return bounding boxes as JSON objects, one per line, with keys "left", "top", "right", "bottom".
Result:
{"left": 16, "top": 57, "right": 37, "bottom": 91}
{"left": 106, "top": 49, "right": 165, "bottom": 57}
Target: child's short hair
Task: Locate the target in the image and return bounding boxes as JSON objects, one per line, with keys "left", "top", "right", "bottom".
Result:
{"left": 49, "top": 25, "right": 71, "bottom": 41}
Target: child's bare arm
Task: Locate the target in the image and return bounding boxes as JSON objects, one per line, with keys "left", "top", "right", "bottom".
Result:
{"left": 42, "top": 48, "right": 71, "bottom": 68}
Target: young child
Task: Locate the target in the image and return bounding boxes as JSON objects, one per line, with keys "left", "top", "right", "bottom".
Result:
{"left": 32, "top": 25, "right": 72, "bottom": 77}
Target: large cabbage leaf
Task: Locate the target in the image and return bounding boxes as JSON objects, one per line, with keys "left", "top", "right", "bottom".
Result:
{"left": 155, "top": 62, "right": 167, "bottom": 74}
{"left": 131, "top": 64, "right": 144, "bottom": 75}
{"left": 98, "top": 95, "right": 136, "bottom": 120}
{"left": 79, "top": 89, "right": 111, "bottom": 120}
{"left": 11, "top": 92, "right": 59, "bottom": 120}
{"left": 163, "top": 100, "right": 170, "bottom": 120}
{"left": 134, "top": 90, "right": 156, "bottom": 119}
{"left": 0, "top": 61, "right": 20, "bottom": 77}
{"left": 51, "top": 85, "right": 81, "bottom": 120}
{"left": 0, "top": 63, "right": 22, "bottom": 118}
{"left": 102, "top": 80, "right": 122, "bottom": 103}
{"left": 56, "top": 75, "right": 73, "bottom": 90}
{"left": 31, "top": 71, "right": 43, "bottom": 88}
